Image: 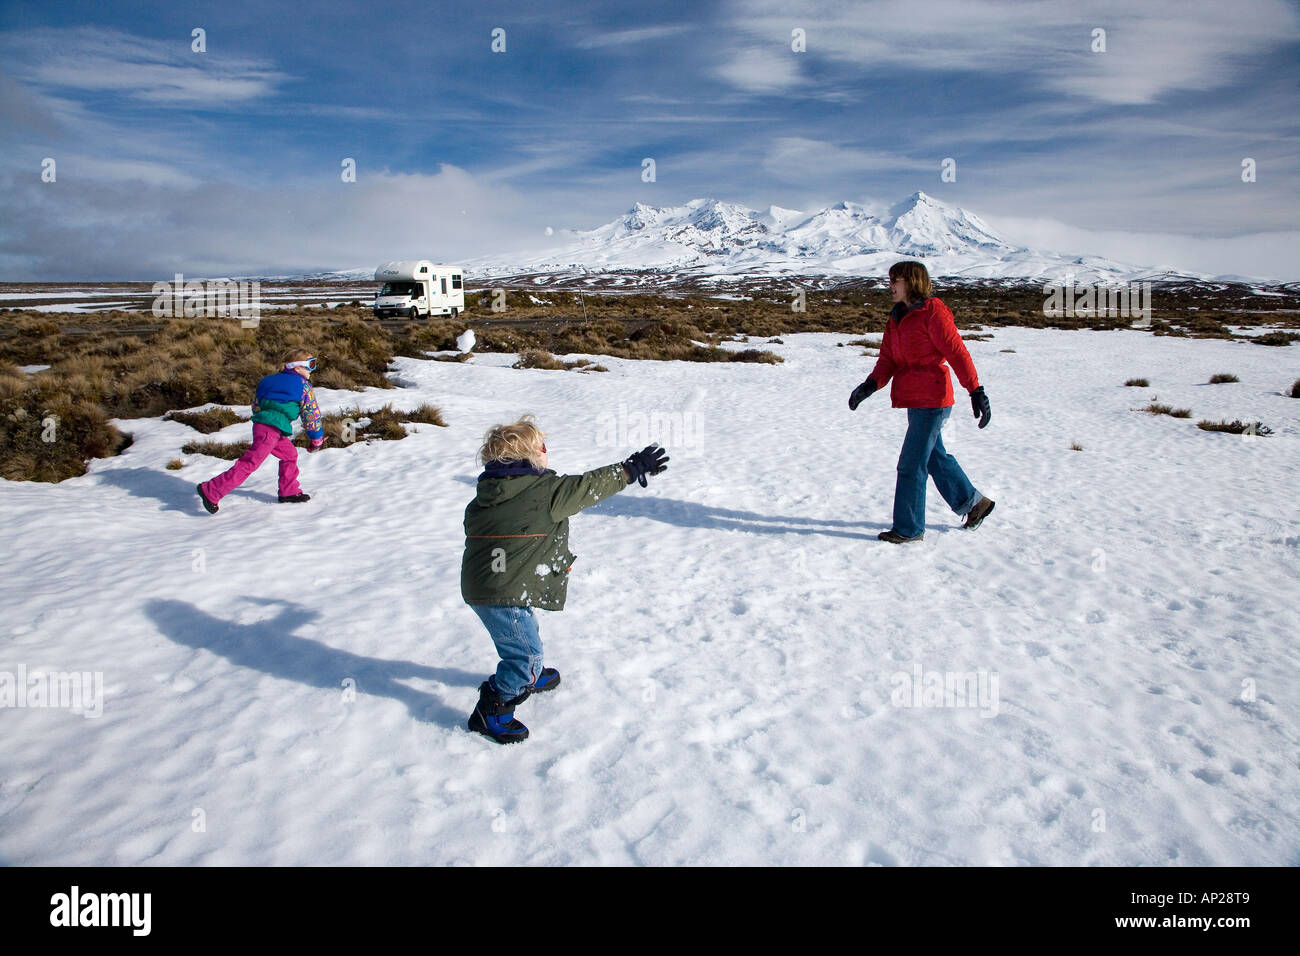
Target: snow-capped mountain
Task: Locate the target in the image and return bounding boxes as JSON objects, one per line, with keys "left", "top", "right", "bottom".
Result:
{"left": 466, "top": 192, "right": 1180, "bottom": 284}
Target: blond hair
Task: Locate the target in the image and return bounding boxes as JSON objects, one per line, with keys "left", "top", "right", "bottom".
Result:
{"left": 888, "top": 261, "right": 933, "bottom": 303}
{"left": 281, "top": 348, "right": 313, "bottom": 366}
{"left": 478, "top": 414, "right": 546, "bottom": 469}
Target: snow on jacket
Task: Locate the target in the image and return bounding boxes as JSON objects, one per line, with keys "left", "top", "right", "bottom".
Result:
{"left": 866, "top": 296, "right": 980, "bottom": 409}
{"left": 250, "top": 370, "right": 324, "bottom": 441}
{"left": 461, "top": 459, "right": 629, "bottom": 611}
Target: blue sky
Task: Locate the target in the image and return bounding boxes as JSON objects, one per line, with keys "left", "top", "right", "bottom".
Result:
{"left": 1, "top": 0, "right": 1298, "bottom": 279}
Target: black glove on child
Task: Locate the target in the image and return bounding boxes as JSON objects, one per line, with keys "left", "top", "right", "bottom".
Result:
{"left": 623, "top": 444, "right": 669, "bottom": 487}
{"left": 970, "top": 386, "right": 991, "bottom": 429}
{"left": 848, "top": 378, "right": 877, "bottom": 411}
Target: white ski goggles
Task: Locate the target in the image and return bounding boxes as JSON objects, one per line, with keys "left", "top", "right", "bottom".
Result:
{"left": 286, "top": 358, "right": 318, "bottom": 371}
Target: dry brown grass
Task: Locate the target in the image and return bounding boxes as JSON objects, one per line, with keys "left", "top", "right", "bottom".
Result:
{"left": 1292, "top": 379, "right": 1300, "bottom": 398}
{"left": 165, "top": 407, "right": 248, "bottom": 433}
{"left": 1124, "top": 377, "right": 1150, "bottom": 387}
{"left": 1145, "top": 402, "right": 1191, "bottom": 418}
{"left": 1197, "top": 419, "right": 1272, "bottom": 435}
{"left": 0, "top": 312, "right": 397, "bottom": 481}
{"left": 179, "top": 402, "right": 447, "bottom": 459}
{"left": 1208, "top": 373, "right": 1239, "bottom": 384}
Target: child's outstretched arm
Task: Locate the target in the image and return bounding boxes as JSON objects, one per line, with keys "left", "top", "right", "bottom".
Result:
{"left": 549, "top": 463, "right": 629, "bottom": 522}
{"left": 548, "top": 444, "right": 669, "bottom": 520}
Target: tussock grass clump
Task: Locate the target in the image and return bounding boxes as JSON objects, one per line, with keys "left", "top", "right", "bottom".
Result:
{"left": 1197, "top": 419, "right": 1273, "bottom": 435}
{"left": 321, "top": 403, "right": 447, "bottom": 442}
{"left": 1000, "top": 349, "right": 1016, "bottom": 353}
{"left": 728, "top": 349, "right": 783, "bottom": 364}
{"left": 1290, "top": 379, "right": 1300, "bottom": 398}
{"left": 165, "top": 407, "right": 248, "bottom": 433}
{"left": 1145, "top": 403, "right": 1191, "bottom": 418}
{"left": 513, "top": 349, "right": 579, "bottom": 371}
{"left": 402, "top": 403, "right": 448, "bottom": 426}
{"left": 1124, "top": 377, "right": 1150, "bottom": 387}
{"left": 513, "top": 350, "right": 613, "bottom": 372}
{"left": 1208, "top": 373, "right": 1239, "bottom": 384}
{"left": 165, "top": 459, "right": 184, "bottom": 470}
{"left": 1070, "top": 442, "right": 1084, "bottom": 451}
{"left": 180, "top": 437, "right": 250, "bottom": 460}
{"left": 1252, "top": 331, "right": 1299, "bottom": 346}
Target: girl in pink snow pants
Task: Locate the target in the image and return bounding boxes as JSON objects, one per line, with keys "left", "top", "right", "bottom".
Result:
{"left": 197, "top": 349, "right": 326, "bottom": 513}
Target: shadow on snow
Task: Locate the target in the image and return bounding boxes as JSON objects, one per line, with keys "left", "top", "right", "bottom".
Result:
{"left": 143, "top": 597, "right": 480, "bottom": 729}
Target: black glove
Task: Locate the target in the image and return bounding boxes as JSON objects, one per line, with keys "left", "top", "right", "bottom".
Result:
{"left": 970, "top": 386, "right": 991, "bottom": 429}
{"left": 623, "top": 444, "right": 669, "bottom": 487}
{"left": 848, "top": 378, "right": 877, "bottom": 411}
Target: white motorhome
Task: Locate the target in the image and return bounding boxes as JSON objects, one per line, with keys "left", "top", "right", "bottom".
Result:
{"left": 373, "top": 260, "right": 465, "bottom": 319}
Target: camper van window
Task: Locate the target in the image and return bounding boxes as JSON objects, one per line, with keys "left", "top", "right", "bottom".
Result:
{"left": 441, "top": 278, "right": 448, "bottom": 295}
{"left": 452, "top": 275, "right": 462, "bottom": 289}
{"left": 380, "top": 282, "right": 419, "bottom": 297}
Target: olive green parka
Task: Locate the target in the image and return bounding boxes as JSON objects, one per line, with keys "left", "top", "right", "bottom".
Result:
{"left": 460, "top": 462, "right": 628, "bottom": 610}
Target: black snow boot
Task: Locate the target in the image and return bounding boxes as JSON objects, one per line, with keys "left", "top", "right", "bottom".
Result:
{"left": 197, "top": 484, "right": 218, "bottom": 514}
{"left": 278, "top": 492, "right": 311, "bottom": 503}
{"left": 467, "top": 681, "right": 529, "bottom": 744}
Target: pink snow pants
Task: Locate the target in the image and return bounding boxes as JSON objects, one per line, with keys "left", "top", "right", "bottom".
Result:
{"left": 201, "top": 423, "right": 301, "bottom": 502}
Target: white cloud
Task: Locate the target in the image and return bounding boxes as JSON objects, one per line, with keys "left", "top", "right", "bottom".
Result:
{"left": 980, "top": 213, "right": 1300, "bottom": 280}
{"left": 714, "top": 46, "right": 807, "bottom": 93}
{"left": 0, "top": 164, "right": 560, "bottom": 279}
{"left": 721, "top": 0, "right": 1300, "bottom": 105}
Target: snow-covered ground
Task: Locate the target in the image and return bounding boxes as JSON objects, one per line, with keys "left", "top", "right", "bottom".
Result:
{"left": 1, "top": 327, "right": 1297, "bottom": 865}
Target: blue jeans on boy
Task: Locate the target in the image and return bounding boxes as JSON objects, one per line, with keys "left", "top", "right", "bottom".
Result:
{"left": 470, "top": 604, "right": 543, "bottom": 700}
{"left": 893, "top": 406, "right": 982, "bottom": 539}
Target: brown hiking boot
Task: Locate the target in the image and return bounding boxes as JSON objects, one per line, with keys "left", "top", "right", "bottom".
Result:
{"left": 878, "top": 529, "right": 924, "bottom": 544}
{"left": 963, "top": 497, "right": 995, "bottom": 530}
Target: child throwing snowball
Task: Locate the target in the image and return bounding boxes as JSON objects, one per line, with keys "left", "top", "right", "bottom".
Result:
{"left": 197, "top": 349, "right": 326, "bottom": 514}
{"left": 461, "top": 414, "right": 668, "bottom": 744}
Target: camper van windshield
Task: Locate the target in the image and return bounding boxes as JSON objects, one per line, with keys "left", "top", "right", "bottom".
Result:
{"left": 380, "top": 282, "right": 419, "bottom": 297}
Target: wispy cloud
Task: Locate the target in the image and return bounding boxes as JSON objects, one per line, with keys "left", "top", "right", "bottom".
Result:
{"left": 0, "top": 26, "right": 287, "bottom": 106}
{"left": 576, "top": 25, "right": 694, "bottom": 48}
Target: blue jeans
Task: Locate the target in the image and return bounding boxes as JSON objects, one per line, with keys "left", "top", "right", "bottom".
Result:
{"left": 893, "top": 406, "right": 981, "bottom": 538}
{"left": 470, "top": 604, "right": 544, "bottom": 700}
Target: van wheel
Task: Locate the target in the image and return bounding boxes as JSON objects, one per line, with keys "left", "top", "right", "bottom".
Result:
{"left": 450, "top": 308, "right": 459, "bottom": 318}
{"left": 408, "top": 307, "right": 419, "bottom": 320}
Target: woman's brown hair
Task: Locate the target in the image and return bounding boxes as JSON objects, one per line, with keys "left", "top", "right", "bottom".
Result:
{"left": 888, "top": 261, "right": 933, "bottom": 303}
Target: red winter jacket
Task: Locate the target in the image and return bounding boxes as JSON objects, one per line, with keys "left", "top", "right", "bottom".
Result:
{"left": 866, "top": 297, "right": 980, "bottom": 409}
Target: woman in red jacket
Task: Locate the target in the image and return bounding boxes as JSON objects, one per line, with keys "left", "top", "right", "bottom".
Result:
{"left": 848, "top": 261, "right": 994, "bottom": 543}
